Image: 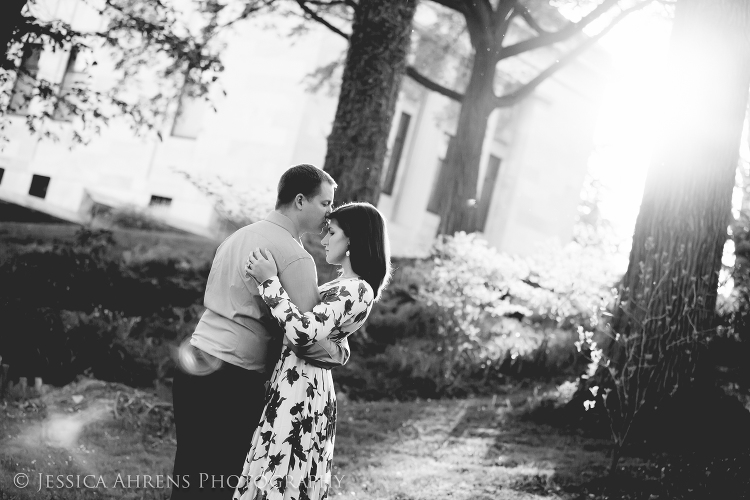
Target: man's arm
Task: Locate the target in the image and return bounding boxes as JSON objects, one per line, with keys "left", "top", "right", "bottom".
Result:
{"left": 279, "top": 258, "right": 350, "bottom": 368}
{"left": 299, "top": 337, "right": 350, "bottom": 368}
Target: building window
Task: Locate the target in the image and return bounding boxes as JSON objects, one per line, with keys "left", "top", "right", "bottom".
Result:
{"left": 54, "top": 47, "right": 86, "bottom": 122}
{"left": 9, "top": 45, "right": 42, "bottom": 116}
{"left": 476, "top": 155, "right": 502, "bottom": 231}
{"left": 29, "top": 175, "right": 51, "bottom": 199}
{"left": 149, "top": 195, "right": 172, "bottom": 207}
{"left": 170, "top": 81, "right": 207, "bottom": 140}
{"left": 426, "top": 159, "right": 445, "bottom": 215}
{"left": 381, "top": 111, "right": 412, "bottom": 196}
{"left": 427, "top": 135, "right": 454, "bottom": 214}
{"left": 0, "top": 167, "right": 5, "bottom": 185}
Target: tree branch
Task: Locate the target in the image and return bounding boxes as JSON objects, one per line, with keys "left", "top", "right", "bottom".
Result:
{"left": 493, "top": 0, "right": 517, "bottom": 29}
{"left": 517, "top": 3, "right": 550, "bottom": 35}
{"left": 215, "top": 0, "right": 277, "bottom": 36}
{"left": 499, "top": 0, "right": 628, "bottom": 60}
{"left": 303, "top": 0, "right": 350, "bottom": 5}
{"left": 494, "top": 0, "right": 652, "bottom": 107}
{"left": 458, "top": 0, "right": 494, "bottom": 50}
{"left": 300, "top": 0, "right": 357, "bottom": 7}
{"left": 493, "top": 0, "right": 520, "bottom": 49}
{"left": 473, "top": 0, "right": 495, "bottom": 19}
{"left": 427, "top": 0, "right": 467, "bottom": 14}
{"left": 295, "top": 0, "right": 350, "bottom": 39}
{"left": 405, "top": 65, "right": 463, "bottom": 102}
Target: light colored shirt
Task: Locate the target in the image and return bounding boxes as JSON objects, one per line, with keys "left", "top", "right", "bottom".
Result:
{"left": 190, "top": 211, "right": 350, "bottom": 373}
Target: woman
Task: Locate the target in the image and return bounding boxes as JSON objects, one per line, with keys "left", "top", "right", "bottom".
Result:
{"left": 234, "top": 202, "right": 391, "bottom": 500}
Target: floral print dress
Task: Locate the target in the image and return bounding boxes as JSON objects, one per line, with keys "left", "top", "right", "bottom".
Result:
{"left": 233, "top": 276, "right": 374, "bottom": 500}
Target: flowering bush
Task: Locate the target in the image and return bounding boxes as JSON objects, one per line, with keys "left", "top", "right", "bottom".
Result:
{"left": 423, "top": 232, "right": 620, "bottom": 331}
{"left": 415, "top": 232, "right": 622, "bottom": 389}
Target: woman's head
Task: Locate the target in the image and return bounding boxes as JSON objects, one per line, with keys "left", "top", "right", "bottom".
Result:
{"left": 324, "top": 202, "right": 391, "bottom": 300}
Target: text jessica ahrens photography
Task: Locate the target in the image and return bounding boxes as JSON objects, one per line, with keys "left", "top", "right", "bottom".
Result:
{"left": 15, "top": 472, "right": 346, "bottom": 492}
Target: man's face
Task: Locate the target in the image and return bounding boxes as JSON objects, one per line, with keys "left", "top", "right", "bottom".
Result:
{"left": 300, "top": 181, "right": 335, "bottom": 234}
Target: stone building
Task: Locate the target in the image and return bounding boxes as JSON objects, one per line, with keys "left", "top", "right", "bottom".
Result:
{"left": 0, "top": 1, "right": 609, "bottom": 256}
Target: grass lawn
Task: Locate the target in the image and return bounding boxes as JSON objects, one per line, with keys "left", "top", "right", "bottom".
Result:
{"left": 0, "top": 221, "right": 218, "bottom": 266}
{"left": 0, "top": 379, "right": 670, "bottom": 500}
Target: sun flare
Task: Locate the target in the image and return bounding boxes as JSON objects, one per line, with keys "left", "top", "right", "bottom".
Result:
{"left": 586, "top": 9, "right": 673, "bottom": 242}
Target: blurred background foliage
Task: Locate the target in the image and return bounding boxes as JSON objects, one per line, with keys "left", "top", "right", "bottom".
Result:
{"left": 0, "top": 220, "right": 604, "bottom": 398}
{"left": 2, "top": 205, "right": 749, "bottom": 408}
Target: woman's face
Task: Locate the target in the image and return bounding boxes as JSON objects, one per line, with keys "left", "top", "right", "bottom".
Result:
{"left": 321, "top": 220, "right": 349, "bottom": 265}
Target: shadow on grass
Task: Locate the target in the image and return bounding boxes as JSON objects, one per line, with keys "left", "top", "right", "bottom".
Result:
{"left": 508, "top": 383, "right": 750, "bottom": 499}
{"left": 333, "top": 398, "right": 432, "bottom": 469}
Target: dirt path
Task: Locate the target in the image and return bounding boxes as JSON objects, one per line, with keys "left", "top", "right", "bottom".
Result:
{"left": 332, "top": 394, "right": 617, "bottom": 500}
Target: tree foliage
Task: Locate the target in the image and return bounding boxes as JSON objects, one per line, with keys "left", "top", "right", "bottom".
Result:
{"left": 0, "top": 0, "right": 276, "bottom": 143}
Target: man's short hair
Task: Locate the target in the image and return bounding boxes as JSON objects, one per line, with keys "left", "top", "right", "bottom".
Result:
{"left": 275, "top": 164, "right": 337, "bottom": 209}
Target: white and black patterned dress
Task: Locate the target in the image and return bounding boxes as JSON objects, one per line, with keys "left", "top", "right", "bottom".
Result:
{"left": 233, "top": 276, "right": 374, "bottom": 500}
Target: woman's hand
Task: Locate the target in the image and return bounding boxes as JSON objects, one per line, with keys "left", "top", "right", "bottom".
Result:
{"left": 245, "top": 248, "right": 278, "bottom": 283}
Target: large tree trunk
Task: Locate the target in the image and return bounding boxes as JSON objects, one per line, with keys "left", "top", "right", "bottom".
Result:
{"left": 0, "top": 0, "right": 28, "bottom": 70}
{"left": 323, "top": 0, "right": 417, "bottom": 203}
{"left": 613, "top": 0, "right": 750, "bottom": 408}
{"left": 437, "top": 48, "right": 496, "bottom": 234}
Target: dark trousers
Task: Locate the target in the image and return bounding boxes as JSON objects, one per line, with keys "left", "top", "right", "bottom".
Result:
{"left": 171, "top": 361, "right": 267, "bottom": 500}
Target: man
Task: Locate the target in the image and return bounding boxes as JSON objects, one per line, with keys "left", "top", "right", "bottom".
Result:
{"left": 171, "top": 164, "right": 347, "bottom": 500}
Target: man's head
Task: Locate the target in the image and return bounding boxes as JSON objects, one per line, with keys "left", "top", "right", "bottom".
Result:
{"left": 275, "top": 164, "right": 337, "bottom": 234}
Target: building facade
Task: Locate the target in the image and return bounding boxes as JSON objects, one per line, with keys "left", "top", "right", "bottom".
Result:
{"left": 0, "top": 1, "right": 609, "bottom": 256}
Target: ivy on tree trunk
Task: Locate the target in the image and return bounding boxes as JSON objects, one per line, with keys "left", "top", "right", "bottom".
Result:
{"left": 323, "top": 0, "right": 417, "bottom": 203}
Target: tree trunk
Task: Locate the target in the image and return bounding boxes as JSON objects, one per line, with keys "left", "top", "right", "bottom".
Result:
{"left": 323, "top": 0, "right": 417, "bottom": 203}
{"left": 730, "top": 108, "right": 750, "bottom": 352}
{"left": 437, "top": 48, "right": 496, "bottom": 235}
{"left": 0, "top": 0, "right": 28, "bottom": 70}
{"left": 614, "top": 0, "right": 750, "bottom": 406}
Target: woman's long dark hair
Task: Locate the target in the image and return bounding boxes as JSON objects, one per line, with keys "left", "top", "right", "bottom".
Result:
{"left": 327, "top": 202, "right": 391, "bottom": 300}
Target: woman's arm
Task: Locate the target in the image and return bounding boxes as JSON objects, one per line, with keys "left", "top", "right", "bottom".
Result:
{"left": 258, "top": 276, "right": 372, "bottom": 347}
{"left": 243, "top": 248, "right": 349, "bottom": 367}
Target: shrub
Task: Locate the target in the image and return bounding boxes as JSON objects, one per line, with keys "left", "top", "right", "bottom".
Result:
{"left": 415, "top": 232, "right": 619, "bottom": 388}
{"left": 0, "top": 228, "right": 207, "bottom": 387}
{"left": 573, "top": 241, "right": 750, "bottom": 474}
{"left": 334, "top": 233, "right": 621, "bottom": 400}
{"left": 0, "top": 228, "right": 208, "bottom": 314}
{"left": 1, "top": 227, "right": 624, "bottom": 400}
{"left": 90, "top": 205, "right": 175, "bottom": 232}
